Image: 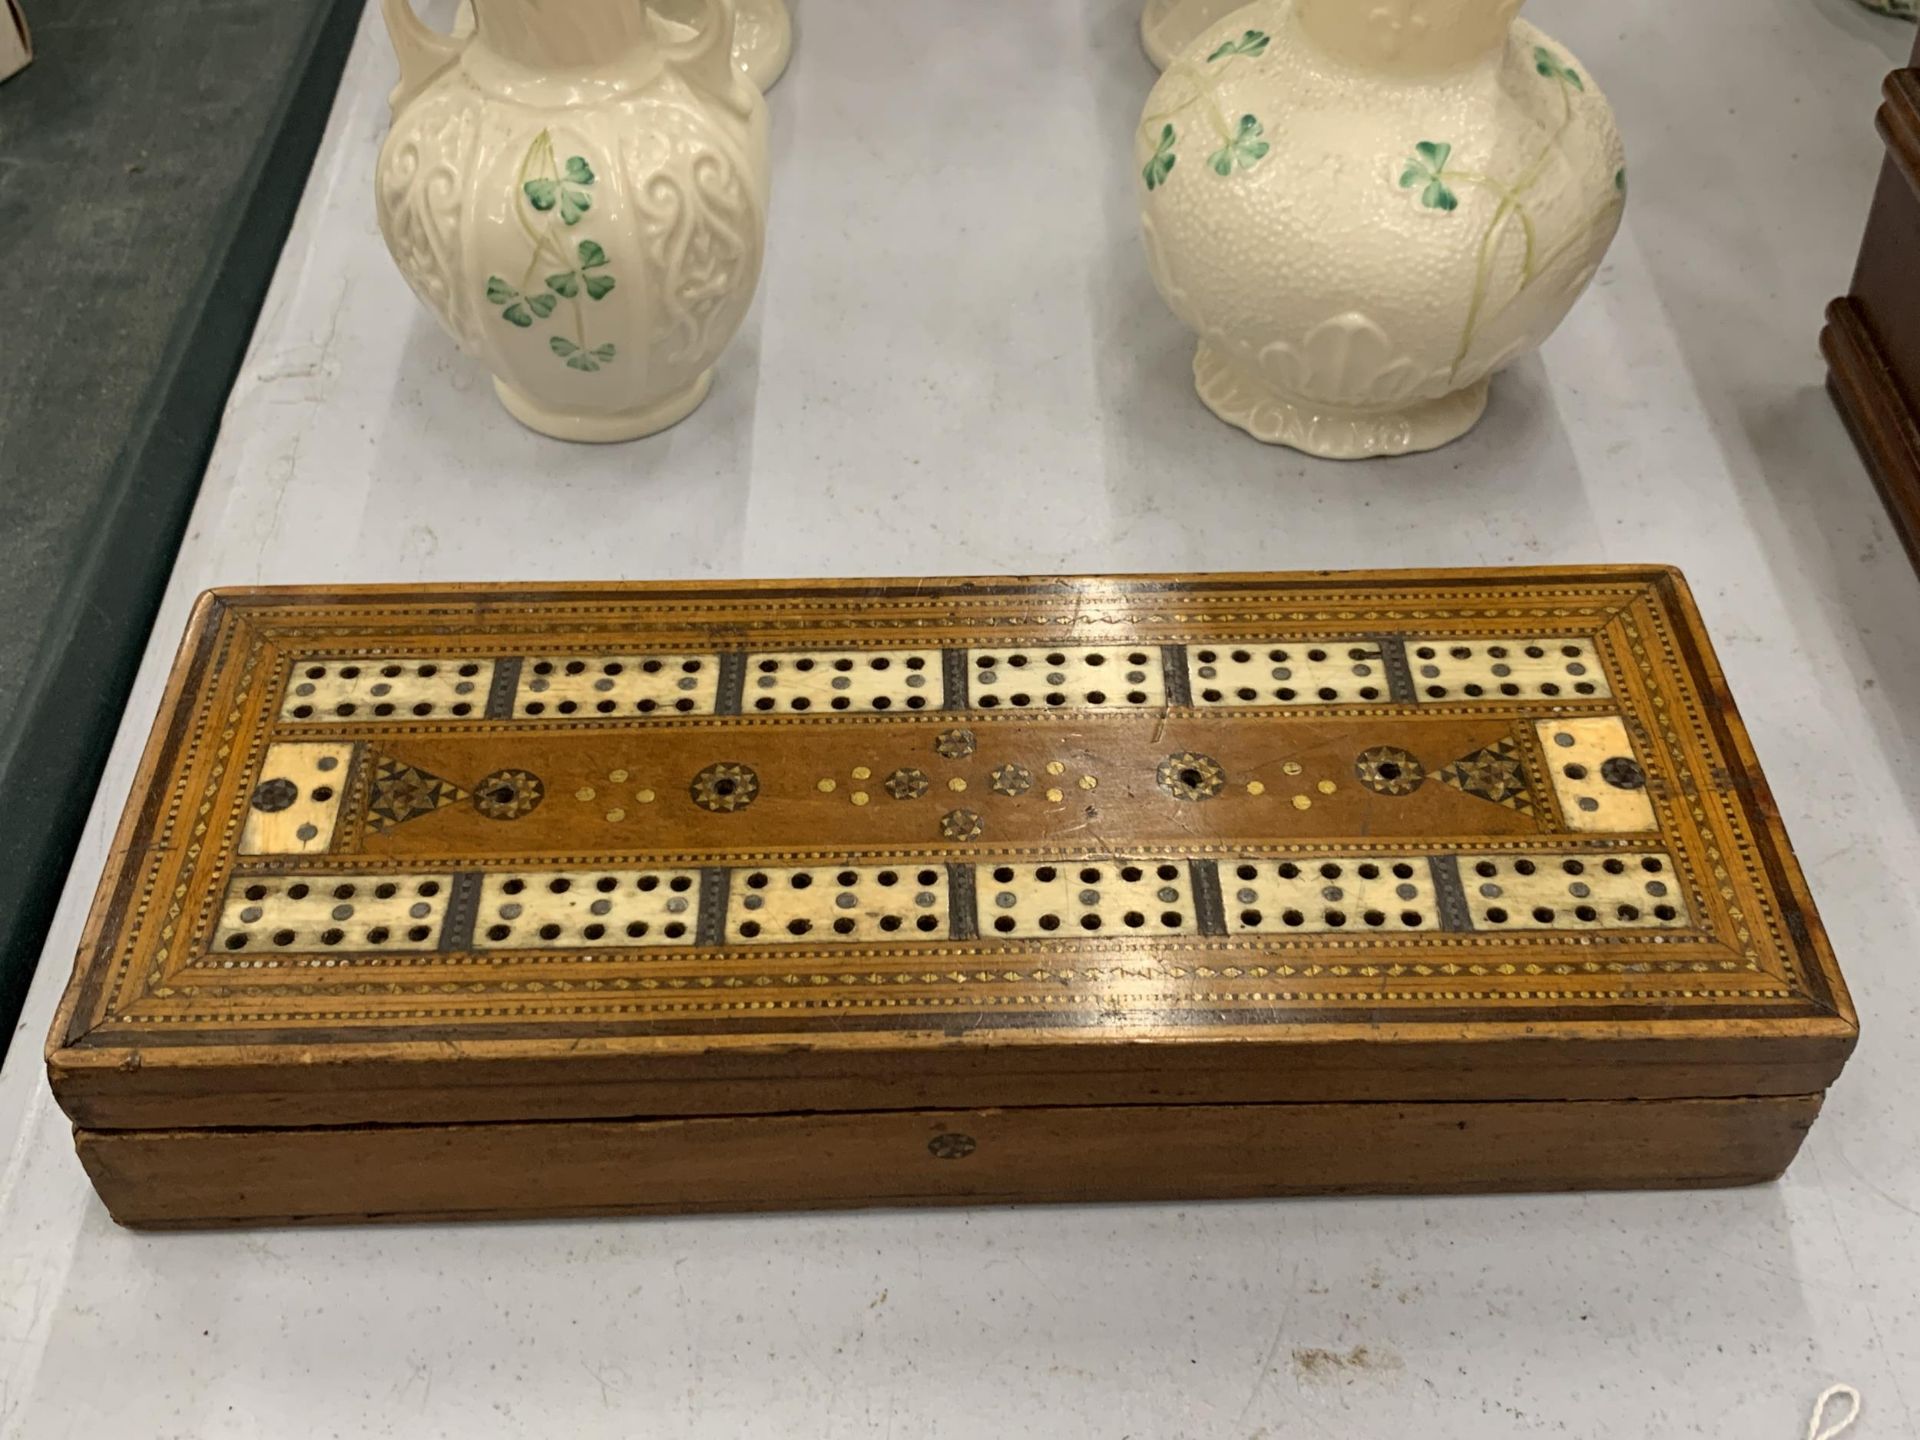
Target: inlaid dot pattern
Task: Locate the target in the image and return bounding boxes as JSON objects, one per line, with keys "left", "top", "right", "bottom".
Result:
{"left": 727, "top": 865, "right": 952, "bottom": 943}
{"left": 976, "top": 859, "right": 1197, "bottom": 939}
{"left": 238, "top": 742, "right": 354, "bottom": 856}
{"left": 515, "top": 654, "right": 720, "bottom": 718}
{"left": 1465, "top": 852, "right": 1688, "bottom": 930}
{"left": 745, "top": 649, "right": 940, "bottom": 714}
{"left": 966, "top": 646, "right": 1165, "bottom": 710}
{"left": 213, "top": 875, "right": 450, "bottom": 954}
{"left": 474, "top": 868, "right": 701, "bottom": 949}
{"left": 1224, "top": 857, "right": 1437, "bottom": 935}
{"left": 1408, "top": 637, "right": 1611, "bottom": 701}
{"left": 281, "top": 658, "right": 494, "bottom": 721}
{"left": 1187, "top": 642, "right": 1388, "bottom": 707}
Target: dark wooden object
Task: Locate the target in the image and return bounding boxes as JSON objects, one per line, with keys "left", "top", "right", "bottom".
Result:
{"left": 1825, "top": 28, "right": 1920, "bottom": 571}
{"left": 46, "top": 571, "right": 1857, "bottom": 1228}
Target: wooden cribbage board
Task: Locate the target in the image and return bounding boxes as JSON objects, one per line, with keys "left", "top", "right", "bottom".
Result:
{"left": 49, "top": 570, "right": 1857, "bottom": 1227}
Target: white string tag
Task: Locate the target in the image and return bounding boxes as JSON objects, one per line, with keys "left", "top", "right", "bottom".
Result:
{"left": 1805, "top": 1384, "right": 1861, "bottom": 1440}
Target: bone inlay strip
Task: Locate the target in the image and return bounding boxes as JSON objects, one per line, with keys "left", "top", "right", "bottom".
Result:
{"left": 205, "top": 851, "right": 1692, "bottom": 958}
{"left": 278, "top": 635, "right": 1616, "bottom": 722}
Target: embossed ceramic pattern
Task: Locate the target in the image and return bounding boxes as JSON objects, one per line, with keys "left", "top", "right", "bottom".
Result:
{"left": 377, "top": 0, "right": 770, "bottom": 442}
{"left": 1136, "top": 0, "right": 1626, "bottom": 459}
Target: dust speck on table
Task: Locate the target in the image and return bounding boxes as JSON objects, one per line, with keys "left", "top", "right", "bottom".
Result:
{"left": 1291, "top": 1345, "right": 1404, "bottom": 1379}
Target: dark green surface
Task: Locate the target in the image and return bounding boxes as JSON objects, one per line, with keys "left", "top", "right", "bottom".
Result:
{"left": 0, "top": 0, "right": 364, "bottom": 1063}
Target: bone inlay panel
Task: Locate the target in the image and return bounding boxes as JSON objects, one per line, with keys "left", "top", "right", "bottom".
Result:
{"left": 1222, "top": 856, "right": 1441, "bottom": 934}
{"left": 1536, "top": 717, "right": 1657, "bottom": 831}
{"left": 743, "top": 649, "right": 941, "bottom": 714}
{"left": 726, "top": 864, "right": 953, "bottom": 943}
{"left": 964, "top": 645, "right": 1168, "bottom": 710}
{"left": 1187, "top": 640, "right": 1390, "bottom": 707}
{"left": 281, "top": 658, "right": 495, "bottom": 720}
{"left": 975, "top": 859, "right": 1200, "bottom": 939}
{"left": 513, "top": 654, "right": 722, "bottom": 718}
{"left": 1460, "top": 852, "right": 1689, "bottom": 930}
{"left": 199, "top": 852, "right": 1699, "bottom": 958}
{"left": 1405, "top": 637, "right": 1611, "bottom": 701}
{"left": 213, "top": 874, "right": 452, "bottom": 955}
{"left": 239, "top": 742, "right": 354, "bottom": 855}
{"left": 472, "top": 868, "right": 702, "bottom": 949}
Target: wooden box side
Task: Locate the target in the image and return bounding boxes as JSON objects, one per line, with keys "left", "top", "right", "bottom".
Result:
{"left": 75, "top": 1093, "right": 1825, "bottom": 1229}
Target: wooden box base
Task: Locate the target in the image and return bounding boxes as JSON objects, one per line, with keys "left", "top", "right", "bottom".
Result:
{"left": 78, "top": 1095, "right": 1821, "bottom": 1229}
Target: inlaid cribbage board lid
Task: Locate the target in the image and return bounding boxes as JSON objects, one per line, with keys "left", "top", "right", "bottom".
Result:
{"left": 49, "top": 570, "right": 1856, "bottom": 1131}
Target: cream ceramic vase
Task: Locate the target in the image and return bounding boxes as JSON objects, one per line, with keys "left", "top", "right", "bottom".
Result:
{"left": 377, "top": 0, "right": 770, "bottom": 442}
{"left": 1136, "top": 0, "right": 1625, "bottom": 458}
{"left": 454, "top": 0, "right": 792, "bottom": 90}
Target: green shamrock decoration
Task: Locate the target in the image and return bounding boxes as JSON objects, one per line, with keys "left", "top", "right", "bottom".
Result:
{"left": 1533, "top": 45, "right": 1584, "bottom": 91}
{"left": 485, "top": 275, "right": 557, "bottom": 328}
{"left": 550, "top": 337, "right": 617, "bottom": 373}
{"left": 1206, "top": 29, "right": 1270, "bottom": 61}
{"left": 1208, "top": 114, "right": 1270, "bottom": 176}
{"left": 524, "top": 154, "right": 596, "bottom": 226}
{"left": 1614, "top": 166, "right": 1627, "bottom": 195}
{"left": 547, "top": 239, "right": 618, "bottom": 303}
{"left": 1143, "top": 123, "right": 1177, "bottom": 191}
{"left": 1400, "top": 141, "right": 1458, "bottom": 212}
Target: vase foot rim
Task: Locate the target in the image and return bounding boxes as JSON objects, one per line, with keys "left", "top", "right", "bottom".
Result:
{"left": 1193, "top": 342, "right": 1491, "bottom": 459}
{"left": 493, "top": 370, "right": 715, "bottom": 443}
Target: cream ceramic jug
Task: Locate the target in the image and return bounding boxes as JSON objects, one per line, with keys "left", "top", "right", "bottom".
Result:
{"left": 376, "top": 0, "right": 770, "bottom": 442}
{"left": 1136, "top": 0, "right": 1625, "bottom": 458}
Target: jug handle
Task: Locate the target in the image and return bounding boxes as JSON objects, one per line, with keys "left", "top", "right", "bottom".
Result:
{"left": 649, "top": 0, "right": 752, "bottom": 116}
{"left": 381, "top": 0, "right": 466, "bottom": 111}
